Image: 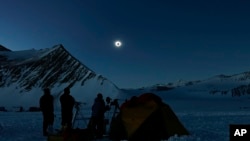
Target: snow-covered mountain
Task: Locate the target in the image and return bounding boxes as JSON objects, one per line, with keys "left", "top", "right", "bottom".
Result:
{"left": 127, "top": 73, "right": 250, "bottom": 98}
{"left": 120, "top": 72, "right": 250, "bottom": 112}
{"left": 0, "top": 44, "right": 120, "bottom": 109}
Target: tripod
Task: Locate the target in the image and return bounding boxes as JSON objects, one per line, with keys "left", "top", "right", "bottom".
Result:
{"left": 72, "top": 102, "right": 88, "bottom": 129}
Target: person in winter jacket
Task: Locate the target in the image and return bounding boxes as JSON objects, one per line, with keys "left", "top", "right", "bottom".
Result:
{"left": 60, "top": 87, "right": 75, "bottom": 129}
{"left": 39, "top": 88, "right": 54, "bottom": 136}
{"left": 89, "top": 93, "right": 107, "bottom": 138}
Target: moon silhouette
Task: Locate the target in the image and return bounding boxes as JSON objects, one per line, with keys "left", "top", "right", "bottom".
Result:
{"left": 115, "top": 41, "right": 122, "bottom": 48}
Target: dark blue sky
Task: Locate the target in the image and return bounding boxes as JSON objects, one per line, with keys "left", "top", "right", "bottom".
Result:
{"left": 1, "top": 0, "right": 250, "bottom": 88}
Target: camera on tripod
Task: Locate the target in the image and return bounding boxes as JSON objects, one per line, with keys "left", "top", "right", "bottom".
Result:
{"left": 74, "top": 101, "right": 86, "bottom": 110}
{"left": 111, "top": 99, "right": 119, "bottom": 107}
{"left": 106, "top": 97, "right": 119, "bottom": 109}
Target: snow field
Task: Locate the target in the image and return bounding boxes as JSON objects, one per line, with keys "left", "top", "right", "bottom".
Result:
{"left": 0, "top": 110, "right": 249, "bottom": 141}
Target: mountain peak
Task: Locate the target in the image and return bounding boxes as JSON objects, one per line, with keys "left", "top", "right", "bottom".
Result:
{"left": 52, "top": 44, "right": 64, "bottom": 49}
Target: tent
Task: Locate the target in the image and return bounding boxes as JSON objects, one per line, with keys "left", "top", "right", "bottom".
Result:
{"left": 109, "top": 93, "right": 189, "bottom": 141}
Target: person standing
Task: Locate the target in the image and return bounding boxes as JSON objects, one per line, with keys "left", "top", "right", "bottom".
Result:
{"left": 40, "top": 88, "right": 54, "bottom": 136}
{"left": 89, "top": 93, "right": 106, "bottom": 139}
{"left": 60, "top": 87, "right": 75, "bottom": 129}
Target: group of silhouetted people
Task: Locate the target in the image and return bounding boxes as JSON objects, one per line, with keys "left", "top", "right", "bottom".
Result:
{"left": 39, "top": 87, "right": 75, "bottom": 136}
{"left": 39, "top": 87, "right": 111, "bottom": 138}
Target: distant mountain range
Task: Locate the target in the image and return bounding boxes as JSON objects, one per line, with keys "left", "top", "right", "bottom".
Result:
{"left": 122, "top": 71, "right": 250, "bottom": 99}
{"left": 121, "top": 72, "right": 250, "bottom": 111}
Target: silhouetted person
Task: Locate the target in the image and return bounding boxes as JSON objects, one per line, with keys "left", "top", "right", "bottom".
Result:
{"left": 89, "top": 93, "right": 106, "bottom": 138}
{"left": 60, "top": 87, "right": 75, "bottom": 129}
{"left": 40, "top": 88, "right": 54, "bottom": 136}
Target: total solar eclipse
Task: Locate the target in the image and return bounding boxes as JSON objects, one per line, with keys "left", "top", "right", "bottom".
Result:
{"left": 115, "top": 41, "right": 122, "bottom": 48}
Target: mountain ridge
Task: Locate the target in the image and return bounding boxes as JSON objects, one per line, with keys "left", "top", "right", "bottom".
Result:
{"left": 128, "top": 71, "right": 250, "bottom": 99}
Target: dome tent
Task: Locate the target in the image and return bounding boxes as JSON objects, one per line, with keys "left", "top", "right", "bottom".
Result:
{"left": 109, "top": 93, "right": 189, "bottom": 141}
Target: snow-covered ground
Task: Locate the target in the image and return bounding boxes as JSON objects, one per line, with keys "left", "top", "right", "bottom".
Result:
{"left": 0, "top": 106, "right": 249, "bottom": 141}
{"left": 1, "top": 78, "right": 250, "bottom": 141}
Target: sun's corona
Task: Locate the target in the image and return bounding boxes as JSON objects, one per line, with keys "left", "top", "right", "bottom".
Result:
{"left": 115, "top": 41, "right": 122, "bottom": 48}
